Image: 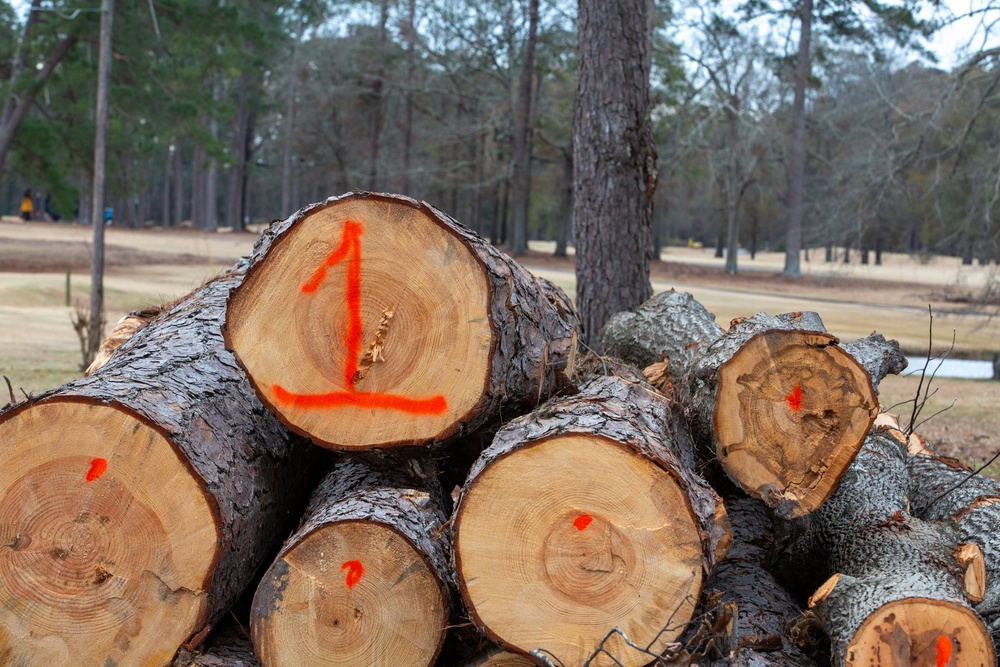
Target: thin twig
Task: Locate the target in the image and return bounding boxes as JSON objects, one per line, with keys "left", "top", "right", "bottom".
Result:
{"left": 3, "top": 376, "right": 13, "bottom": 408}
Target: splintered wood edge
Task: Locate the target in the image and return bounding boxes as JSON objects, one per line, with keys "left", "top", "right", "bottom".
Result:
{"left": 225, "top": 194, "right": 493, "bottom": 449}
{"left": 453, "top": 435, "right": 706, "bottom": 666}
{"left": 808, "top": 573, "right": 842, "bottom": 609}
{"left": 0, "top": 398, "right": 219, "bottom": 665}
{"left": 251, "top": 520, "right": 448, "bottom": 667}
{"left": 713, "top": 330, "right": 878, "bottom": 519}
{"left": 846, "top": 598, "right": 994, "bottom": 666}
{"left": 956, "top": 543, "right": 986, "bottom": 604}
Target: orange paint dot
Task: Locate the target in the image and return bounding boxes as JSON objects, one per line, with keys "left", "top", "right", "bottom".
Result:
{"left": 342, "top": 560, "right": 364, "bottom": 589}
{"left": 785, "top": 385, "right": 803, "bottom": 411}
{"left": 936, "top": 634, "right": 952, "bottom": 667}
{"left": 573, "top": 515, "right": 593, "bottom": 531}
{"left": 85, "top": 458, "right": 107, "bottom": 482}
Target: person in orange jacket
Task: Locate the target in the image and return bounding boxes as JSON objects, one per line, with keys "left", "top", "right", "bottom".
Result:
{"left": 19, "top": 189, "right": 32, "bottom": 221}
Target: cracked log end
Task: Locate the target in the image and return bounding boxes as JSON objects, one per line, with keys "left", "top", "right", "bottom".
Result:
{"left": 466, "top": 649, "right": 537, "bottom": 666}
{"left": 251, "top": 521, "right": 448, "bottom": 667}
{"left": 454, "top": 436, "right": 706, "bottom": 667}
{"left": 713, "top": 330, "right": 878, "bottom": 518}
{"left": 845, "top": 599, "right": 993, "bottom": 666}
{"left": 226, "top": 195, "right": 493, "bottom": 449}
{"left": 0, "top": 400, "right": 216, "bottom": 665}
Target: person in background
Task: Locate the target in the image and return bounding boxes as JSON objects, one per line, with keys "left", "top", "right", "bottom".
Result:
{"left": 19, "top": 189, "right": 32, "bottom": 221}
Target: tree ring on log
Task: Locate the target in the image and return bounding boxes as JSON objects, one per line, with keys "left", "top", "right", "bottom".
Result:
{"left": 454, "top": 435, "right": 704, "bottom": 667}
{"left": 226, "top": 196, "right": 492, "bottom": 448}
{"left": 713, "top": 330, "right": 877, "bottom": 517}
{"left": 0, "top": 400, "right": 217, "bottom": 664}
{"left": 845, "top": 598, "right": 994, "bottom": 666}
{"left": 251, "top": 520, "right": 448, "bottom": 666}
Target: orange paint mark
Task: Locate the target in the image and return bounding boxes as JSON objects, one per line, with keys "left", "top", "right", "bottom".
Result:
{"left": 573, "top": 515, "right": 593, "bottom": 531}
{"left": 279, "top": 219, "right": 448, "bottom": 416}
{"left": 272, "top": 384, "right": 447, "bottom": 415}
{"left": 785, "top": 385, "right": 803, "bottom": 411}
{"left": 342, "top": 560, "right": 364, "bottom": 589}
{"left": 85, "top": 458, "right": 107, "bottom": 482}
{"left": 936, "top": 635, "right": 952, "bottom": 667}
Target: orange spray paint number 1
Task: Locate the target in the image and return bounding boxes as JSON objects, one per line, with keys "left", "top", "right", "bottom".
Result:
{"left": 85, "top": 458, "right": 108, "bottom": 482}
{"left": 271, "top": 220, "right": 448, "bottom": 416}
{"left": 574, "top": 515, "right": 593, "bottom": 531}
{"left": 342, "top": 560, "right": 364, "bottom": 589}
{"left": 936, "top": 635, "right": 952, "bottom": 667}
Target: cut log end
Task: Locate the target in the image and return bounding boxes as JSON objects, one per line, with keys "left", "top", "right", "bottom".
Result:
{"left": 713, "top": 330, "right": 878, "bottom": 518}
{"left": 846, "top": 599, "right": 994, "bottom": 666}
{"left": 808, "top": 573, "right": 842, "bottom": 609}
{"left": 251, "top": 521, "right": 448, "bottom": 667}
{"left": 455, "top": 435, "right": 705, "bottom": 667}
{"left": 226, "top": 196, "right": 493, "bottom": 449}
{"left": 466, "top": 649, "right": 538, "bottom": 666}
{"left": 0, "top": 399, "right": 217, "bottom": 665}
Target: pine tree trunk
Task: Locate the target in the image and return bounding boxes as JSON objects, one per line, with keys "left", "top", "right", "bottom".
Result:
{"left": 0, "top": 268, "right": 315, "bottom": 666}
{"left": 251, "top": 458, "right": 451, "bottom": 667}
{"left": 225, "top": 192, "right": 579, "bottom": 452}
{"left": 452, "top": 375, "right": 729, "bottom": 667}
{"left": 775, "top": 433, "right": 994, "bottom": 667}
{"left": 602, "top": 292, "right": 878, "bottom": 518}
{"left": 574, "top": 0, "right": 657, "bottom": 350}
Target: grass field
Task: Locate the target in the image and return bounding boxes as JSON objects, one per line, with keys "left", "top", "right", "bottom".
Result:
{"left": 1, "top": 217, "right": 997, "bottom": 472}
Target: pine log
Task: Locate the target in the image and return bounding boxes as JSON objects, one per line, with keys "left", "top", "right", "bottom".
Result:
{"left": 224, "top": 192, "right": 578, "bottom": 451}
{"left": 452, "top": 375, "right": 730, "bottom": 667}
{"left": 251, "top": 458, "right": 451, "bottom": 667}
{"left": 603, "top": 292, "right": 878, "bottom": 518}
{"left": 707, "top": 496, "right": 817, "bottom": 666}
{"left": 465, "top": 649, "right": 538, "bottom": 666}
{"left": 775, "top": 432, "right": 994, "bottom": 666}
{"left": 0, "top": 268, "right": 315, "bottom": 666}
{"left": 908, "top": 451, "right": 1000, "bottom": 639}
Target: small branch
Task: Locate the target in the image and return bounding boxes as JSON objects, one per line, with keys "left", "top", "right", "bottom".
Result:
{"left": 927, "top": 449, "right": 1000, "bottom": 508}
{"left": 3, "top": 376, "right": 13, "bottom": 408}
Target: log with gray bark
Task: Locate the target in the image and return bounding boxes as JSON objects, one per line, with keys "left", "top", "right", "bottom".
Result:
{"left": 0, "top": 267, "right": 316, "bottom": 666}
{"left": 224, "top": 191, "right": 579, "bottom": 452}
{"left": 774, "top": 431, "right": 994, "bottom": 666}
{"left": 908, "top": 451, "right": 1000, "bottom": 640}
{"left": 250, "top": 457, "right": 451, "bottom": 667}
{"left": 603, "top": 292, "right": 878, "bottom": 518}
{"left": 451, "top": 375, "right": 730, "bottom": 667}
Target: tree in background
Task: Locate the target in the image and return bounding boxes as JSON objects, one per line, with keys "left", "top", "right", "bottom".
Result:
{"left": 573, "top": 0, "right": 657, "bottom": 350}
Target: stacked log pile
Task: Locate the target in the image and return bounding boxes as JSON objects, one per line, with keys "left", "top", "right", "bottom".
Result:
{"left": 0, "top": 191, "right": 998, "bottom": 666}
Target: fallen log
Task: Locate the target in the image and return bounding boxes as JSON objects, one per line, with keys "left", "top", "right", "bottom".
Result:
{"left": 908, "top": 451, "right": 1000, "bottom": 639}
{"left": 251, "top": 457, "right": 451, "bottom": 667}
{"left": 0, "top": 268, "right": 315, "bottom": 666}
{"left": 603, "top": 292, "right": 878, "bottom": 518}
{"left": 775, "top": 432, "right": 994, "bottom": 666}
{"left": 224, "top": 192, "right": 578, "bottom": 451}
{"left": 452, "top": 375, "right": 730, "bottom": 667}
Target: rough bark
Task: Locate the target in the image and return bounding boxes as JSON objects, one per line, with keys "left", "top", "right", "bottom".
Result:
{"left": 908, "top": 452, "right": 1000, "bottom": 639}
{"left": 251, "top": 458, "right": 450, "bottom": 667}
{"left": 0, "top": 266, "right": 315, "bottom": 666}
{"left": 775, "top": 432, "right": 994, "bottom": 667}
{"left": 603, "top": 294, "right": 877, "bottom": 518}
{"left": 452, "top": 375, "right": 729, "bottom": 667}
{"left": 574, "top": 0, "right": 657, "bottom": 350}
{"left": 225, "top": 192, "right": 579, "bottom": 451}
{"left": 707, "top": 496, "right": 817, "bottom": 666}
